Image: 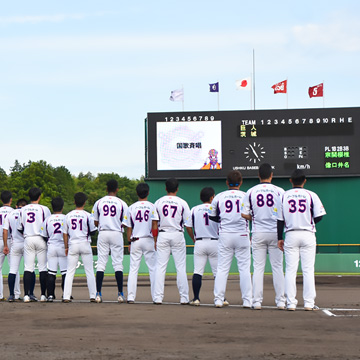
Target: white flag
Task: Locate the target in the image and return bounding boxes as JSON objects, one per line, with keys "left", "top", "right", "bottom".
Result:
{"left": 236, "top": 78, "right": 251, "bottom": 90}
{"left": 170, "top": 89, "right": 184, "bottom": 101}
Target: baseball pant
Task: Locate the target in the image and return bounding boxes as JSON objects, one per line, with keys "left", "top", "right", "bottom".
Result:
{"left": 47, "top": 244, "right": 67, "bottom": 275}
{"left": 63, "top": 242, "right": 96, "bottom": 300}
{"left": 0, "top": 242, "right": 20, "bottom": 298}
{"left": 96, "top": 231, "right": 124, "bottom": 272}
{"left": 153, "top": 231, "right": 189, "bottom": 304}
{"left": 214, "top": 232, "right": 252, "bottom": 307}
{"left": 8, "top": 242, "right": 22, "bottom": 298}
{"left": 193, "top": 239, "right": 218, "bottom": 276}
{"left": 284, "top": 231, "right": 317, "bottom": 309}
{"left": 251, "top": 232, "right": 285, "bottom": 307}
{"left": 127, "top": 237, "right": 156, "bottom": 302}
{"left": 24, "top": 236, "right": 47, "bottom": 272}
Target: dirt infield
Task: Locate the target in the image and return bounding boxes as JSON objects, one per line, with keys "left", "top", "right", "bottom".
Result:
{"left": 0, "top": 275, "right": 359, "bottom": 360}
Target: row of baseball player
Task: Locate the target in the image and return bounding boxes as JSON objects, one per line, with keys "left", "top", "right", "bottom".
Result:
{"left": 0, "top": 165, "right": 326, "bottom": 310}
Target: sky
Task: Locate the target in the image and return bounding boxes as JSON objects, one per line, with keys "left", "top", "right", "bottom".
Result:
{"left": 1, "top": 0, "right": 360, "bottom": 179}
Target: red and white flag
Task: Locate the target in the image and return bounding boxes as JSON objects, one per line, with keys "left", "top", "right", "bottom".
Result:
{"left": 308, "top": 83, "right": 323, "bottom": 98}
{"left": 236, "top": 77, "right": 251, "bottom": 90}
{"left": 271, "top": 80, "right": 287, "bottom": 94}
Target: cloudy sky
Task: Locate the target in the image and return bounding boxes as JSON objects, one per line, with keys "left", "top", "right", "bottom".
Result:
{"left": 1, "top": 0, "right": 359, "bottom": 179}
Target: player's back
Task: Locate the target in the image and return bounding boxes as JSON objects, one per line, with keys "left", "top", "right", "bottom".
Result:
{"left": 92, "top": 196, "right": 128, "bottom": 232}
{"left": 210, "top": 190, "right": 248, "bottom": 233}
{"left": 279, "top": 188, "right": 326, "bottom": 232}
{"left": 41, "top": 214, "right": 66, "bottom": 246}
{"left": 188, "top": 203, "right": 219, "bottom": 239}
{"left": 3, "top": 209, "right": 24, "bottom": 244}
{"left": 63, "top": 210, "right": 96, "bottom": 244}
{"left": 124, "top": 200, "right": 159, "bottom": 239}
{"left": 243, "top": 183, "right": 284, "bottom": 233}
{"left": 19, "top": 204, "right": 51, "bottom": 237}
{"left": 0, "top": 206, "right": 13, "bottom": 239}
{"left": 155, "top": 195, "right": 190, "bottom": 232}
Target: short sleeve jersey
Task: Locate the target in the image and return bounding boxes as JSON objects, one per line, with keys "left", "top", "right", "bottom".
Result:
{"left": 3, "top": 209, "right": 24, "bottom": 243}
{"left": 92, "top": 196, "right": 128, "bottom": 232}
{"left": 40, "top": 214, "right": 66, "bottom": 246}
{"left": 18, "top": 204, "right": 51, "bottom": 238}
{"left": 241, "top": 183, "right": 285, "bottom": 233}
{"left": 277, "top": 187, "right": 326, "bottom": 233}
{"left": 185, "top": 203, "right": 219, "bottom": 239}
{"left": 62, "top": 210, "right": 97, "bottom": 244}
{"left": 0, "top": 206, "right": 14, "bottom": 240}
{"left": 210, "top": 189, "right": 248, "bottom": 234}
{"left": 154, "top": 195, "right": 191, "bottom": 232}
{"left": 122, "top": 201, "right": 159, "bottom": 239}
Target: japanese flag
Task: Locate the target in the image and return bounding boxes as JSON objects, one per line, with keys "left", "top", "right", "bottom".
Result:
{"left": 236, "top": 77, "right": 251, "bottom": 90}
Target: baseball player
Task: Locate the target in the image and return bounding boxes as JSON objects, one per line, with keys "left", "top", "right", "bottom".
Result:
{"left": 92, "top": 179, "right": 128, "bottom": 303}
{"left": 277, "top": 169, "right": 326, "bottom": 311}
{"left": 241, "top": 163, "right": 286, "bottom": 310}
{"left": 40, "top": 197, "right": 67, "bottom": 302}
{"left": 3, "top": 198, "right": 28, "bottom": 302}
{"left": 0, "top": 191, "right": 15, "bottom": 301}
{"left": 122, "top": 182, "right": 158, "bottom": 303}
{"left": 153, "top": 177, "right": 192, "bottom": 305}
{"left": 210, "top": 170, "right": 252, "bottom": 308}
{"left": 185, "top": 187, "right": 220, "bottom": 306}
{"left": 18, "top": 187, "right": 51, "bottom": 302}
{"left": 62, "top": 192, "right": 97, "bottom": 302}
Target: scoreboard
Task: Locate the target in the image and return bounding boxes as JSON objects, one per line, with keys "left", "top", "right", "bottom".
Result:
{"left": 145, "top": 107, "right": 359, "bottom": 179}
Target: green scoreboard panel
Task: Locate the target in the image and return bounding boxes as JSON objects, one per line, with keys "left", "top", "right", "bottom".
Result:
{"left": 145, "top": 107, "right": 359, "bottom": 179}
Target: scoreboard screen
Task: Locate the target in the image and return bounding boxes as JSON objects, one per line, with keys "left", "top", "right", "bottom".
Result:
{"left": 145, "top": 107, "right": 360, "bottom": 179}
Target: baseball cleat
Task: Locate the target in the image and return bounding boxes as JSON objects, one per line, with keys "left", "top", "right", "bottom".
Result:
{"left": 47, "top": 295, "right": 54, "bottom": 302}
{"left": 14, "top": 297, "right": 23, "bottom": 302}
{"left": 23, "top": 295, "right": 31, "bottom": 303}
{"left": 304, "top": 305, "right": 320, "bottom": 311}
{"left": 215, "top": 302, "right": 223, "bottom": 308}
{"left": 127, "top": 300, "right": 135, "bottom": 304}
{"left": 62, "top": 299, "right": 71, "bottom": 303}
{"left": 29, "top": 295, "right": 38, "bottom": 302}
{"left": 90, "top": 298, "right": 96, "bottom": 303}
{"left": 277, "top": 306, "right": 286, "bottom": 310}
{"left": 190, "top": 299, "right": 200, "bottom": 306}
{"left": 8, "top": 295, "right": 15, "bottom": 303}
{"left": 223, "top": 299, "right": 230, "bottom": 306}
{"left": 95, "top": 293, "right": 102, "bottom": 303}
{"left": 0, "top": 297, "right": 7, "bottom": 301}
{"left": 153, "top": 301, "right": 162, "bottom": 305}
{"left": 287, "top": 307, "right": 296, "bottom": 311}
{"left": 40, "top": 295, "right": 47, "bottom": 302}
{"left": 252, "top": 305, "right": 262, "bottom": 310}
{"left": 117, "top": 292, "right": 124, "bottom": 303}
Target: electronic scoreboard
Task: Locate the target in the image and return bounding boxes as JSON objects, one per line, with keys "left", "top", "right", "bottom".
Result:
{"left": 145, "top": 107, "right": 359, "bottom": 179}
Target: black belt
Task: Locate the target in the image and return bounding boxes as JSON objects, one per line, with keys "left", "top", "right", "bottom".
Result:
{"left": 159, "top": 230, "right": 182, "bottom": 233}
{"left": 196, "top": 237, "right": 218, "bottom": 240}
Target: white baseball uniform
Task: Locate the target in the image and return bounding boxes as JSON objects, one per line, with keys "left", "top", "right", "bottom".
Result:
{"left": 40, "top": 214, "right": 67, "bottom": 275}
{"left": 62, "top": 209, "right": 97, "bottom": 300}
{"left": 185, "top": 203, "right": 219, "bottom": 277}
{"left": 241, "top": 183, "right": 286, "bottom": 308}
{"left": 153, "top": 195, "right": 191, "bottom": 304}
{"left": 0, "top": 206, "right": 15, "bottom": 299}
{"left": 17, "top": 203, "right": 51, "bottom": 273}
{"left": 277, "top": 187, "right": 326, "bottom": 309}
{"left": 210, "top": 189, "right": 252, "bottom": 307}
{"left": 122, "top": 200, "right": 159, "bottom": 302}
{"left": 3, "top": 209, "right": 22, "bottom": 298}
{"left": 92, "top": 196, "right": 128, "bottom": 273}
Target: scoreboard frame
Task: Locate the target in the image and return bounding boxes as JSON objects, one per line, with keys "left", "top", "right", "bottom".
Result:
{"left": 145, "top": 107, "right": 360, "bottom": 179}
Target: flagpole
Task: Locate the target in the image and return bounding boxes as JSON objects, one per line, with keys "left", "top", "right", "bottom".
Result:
{"left": 253, "top": 49, "right": 255, "bottom": 110}
{"left": 182, "top": 84, "right": 184, "bottom": 111}
{"left": 217, "top": 80, "right": 220, "bottom": 111}
{"left": 323, "top": 80, "right": 325, "bottom": 108}
{"left": 250, "top": 73, "right": 253, "bottom": 110}
{"left": 286, "top": 77, "right": 288, "bottom": 109}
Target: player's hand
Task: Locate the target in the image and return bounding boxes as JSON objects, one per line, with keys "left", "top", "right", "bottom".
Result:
{"left": 277, "top": 240, "right": 284, "bottom": 252}
{"left": 3, "top": 246, "right": 9, "bottom": 255}
{"left": 65, "top": 248, "right": 69, "bottom": 256}
{"left": 154, "top": 241, "right": 157, "bottom": 251}
{"left": 128, "top": 243, "right": 131, "bottom": 253}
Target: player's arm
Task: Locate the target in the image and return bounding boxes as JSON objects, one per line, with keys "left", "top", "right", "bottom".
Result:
{"left": 151, "top": 220, "right": 158, "bottom": 250}
{"left": 314, "top": 216, "right": 323, "bottom": 224}
{"left": 3, "top": 229, "right": 9, "bottom": 255}
{"left": 185, "top": 226, "right": 195, "bottom": 243}
{"left": 241, "top": 213, "right": 252, "bottom": 221}
{"left": 277, "top": 220, "right": 285, "bottom": 252}
{"left": 63, "top": 233, "right": 69, "bottom": 256}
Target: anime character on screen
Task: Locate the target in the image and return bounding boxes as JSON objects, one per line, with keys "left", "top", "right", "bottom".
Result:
{"left": 201, "top": 149, "right": 221, "bottom": 170}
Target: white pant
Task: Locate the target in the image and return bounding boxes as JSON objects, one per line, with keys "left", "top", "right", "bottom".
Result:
{"left": 153, "top": 231, "right": 189, "bottom": 303}
{"left": 0, "top": 242, "right": 21, "bottom": 298}
{"left": 214, "top": 232, "right": 252, "bottom": 307}
{"left": 284, "top": 231, "right": 317, "bottom": 309}
{"left": 47, "top": 243, "right": 67, "bottom": 275}
{"left": 193, "top": 239, "right": 218, "bottom": 276}
{"left": 24, "top": 236, "right": 47, "bottom": 272}
{"left": 96, "top": 231, "right": 124, "bottom": 272}
{"left": 251, "top": 232, "right": 285, "bottom": 307}
{"left": 127, "top": 237, "right": 156, "bottom": 302}
{"left": 63, "top": 242, "right": 96, "bottom": 300}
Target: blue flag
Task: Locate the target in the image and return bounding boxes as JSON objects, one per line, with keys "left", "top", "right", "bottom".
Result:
{"left": 209, "top": 82, "right": 219, "bottom": 92}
